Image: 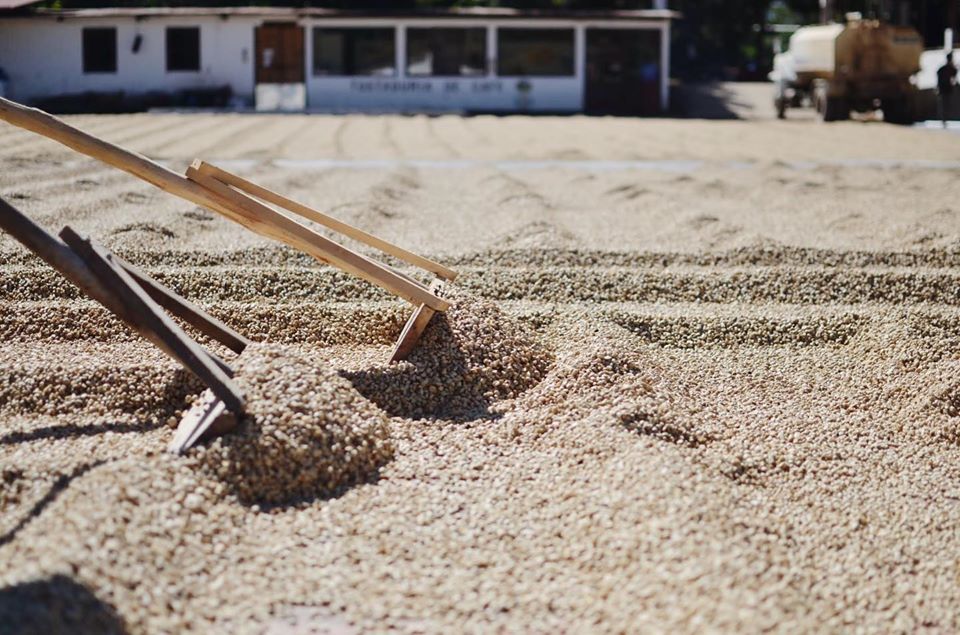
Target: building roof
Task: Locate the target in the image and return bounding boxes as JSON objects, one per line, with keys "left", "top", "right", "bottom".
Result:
{"left": 0, "top": 0, "right": 40, "bottom": 9}
{"left": 16, "top": 6, "right": 679, "bottom": 21}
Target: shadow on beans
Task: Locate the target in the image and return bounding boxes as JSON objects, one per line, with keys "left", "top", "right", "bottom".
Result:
{"left": 0, "top": 575, "right": 127, "bottom": 635}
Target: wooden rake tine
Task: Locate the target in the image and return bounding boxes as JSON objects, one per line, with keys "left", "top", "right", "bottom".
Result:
{"left": 169, "top": 389, "right": 234, "bottom": 455}
{"left": 389, "top": 279, "right": 444, "bottom": 363}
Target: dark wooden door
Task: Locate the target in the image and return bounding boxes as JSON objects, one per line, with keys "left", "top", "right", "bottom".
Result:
{"left": 585, "top": 28, "right": 661, "bottom": 116}
{"left": 255, "top": 23, "right": 304, "bottom": 84}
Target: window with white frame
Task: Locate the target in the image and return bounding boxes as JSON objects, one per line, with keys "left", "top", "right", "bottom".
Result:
{"left": 312, "top": 27, "right": 396, "bottom": 76}
{"left": 406, "top": 27, "right": 487, "bottom": 77}
{"left": 497, "top": 28, "right": 575, "bottom": 77}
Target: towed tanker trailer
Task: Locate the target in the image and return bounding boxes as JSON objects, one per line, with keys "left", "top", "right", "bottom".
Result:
{"left": 771, "top": 14, "right": 923, "bottom": 123}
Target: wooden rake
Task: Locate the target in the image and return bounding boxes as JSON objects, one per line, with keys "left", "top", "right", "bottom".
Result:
{"left": 0, "top": 195, "right": 248, "bottom": 453}
{"left": 0, "top": 96, "right": 457, "bottom": 361}
{"left": 183, "top": 160, "right": 456, "bottom": 362}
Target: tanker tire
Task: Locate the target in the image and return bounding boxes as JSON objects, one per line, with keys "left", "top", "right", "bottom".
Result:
{"left": 818, "top": 96, "right": 849, "bottom": 122}
{"left": 814, "top": 82, "right": 848, "bottom": 122}
{"left": 883, "top": 99, "right": 914, "bottom": 125}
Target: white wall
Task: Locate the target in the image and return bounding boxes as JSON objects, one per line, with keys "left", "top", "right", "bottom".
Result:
{"left": 0, "top": 16, "right": 258, "bottom": 103}
{"left": 0, "top": 15, "right": 672, "bottom": 113}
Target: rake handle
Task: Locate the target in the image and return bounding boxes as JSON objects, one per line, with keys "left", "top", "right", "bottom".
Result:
{"left": 0, "top": 97, "right": 447, "bottom": 310}
{"left": 0, "top": 96, "right": 223, "bottom": 209}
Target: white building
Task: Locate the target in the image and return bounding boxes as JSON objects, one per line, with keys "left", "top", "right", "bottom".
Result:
{"left": 0, "top": 5, "right": 677, "bottom": 115}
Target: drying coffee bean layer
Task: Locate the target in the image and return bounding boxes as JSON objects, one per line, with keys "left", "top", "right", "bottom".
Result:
{"left": 3, "top": 113, "right": 960, "bottom": 633}
{"left": 186, "top": 344, "right": 394, "bottom": 506}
